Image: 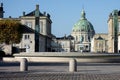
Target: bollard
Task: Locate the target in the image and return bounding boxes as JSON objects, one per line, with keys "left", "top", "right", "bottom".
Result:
{"left": 20, "top": 58, "right": 28, "bottom": 71}
{"left": 69, "top": 58, "right": 77, "bottom": 72}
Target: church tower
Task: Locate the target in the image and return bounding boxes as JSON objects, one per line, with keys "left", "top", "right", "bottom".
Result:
{"left": 0, "top": 3, "right": 4, "bottom": 18}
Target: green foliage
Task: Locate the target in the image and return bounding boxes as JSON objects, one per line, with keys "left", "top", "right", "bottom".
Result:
{"left": 0, "top": 20, "right": 23, "bottom": 44}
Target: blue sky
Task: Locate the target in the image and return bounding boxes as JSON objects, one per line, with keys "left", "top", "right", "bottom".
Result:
{"left": 1, "top": 0, "right": 120, "bottom": 37}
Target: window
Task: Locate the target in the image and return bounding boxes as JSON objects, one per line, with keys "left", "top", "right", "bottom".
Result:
{"left": 80, "top": 35, "right": 83, "bottom": 43}
{"left": 24, "top": 35, "right": 27, "bottom": 40}
{"left": 85, "top": 35, "right": 88, "bottom": 42}
{"left": 76, "top": 36, "right": 78, "bottom": 41}
{"left": 24, "top": 35, "right": 30, "bottom": 40}
{"left": 97, "top": 42, "right": 100, "bottom": 48}
{"left": 66, "top": 49, "right": 68, "bottom": 52}
{"left": 61, "top": 42, "right": 65, "bottom": 47}
{"left": 40, "top": 21, "right": 43, "bottom": 33}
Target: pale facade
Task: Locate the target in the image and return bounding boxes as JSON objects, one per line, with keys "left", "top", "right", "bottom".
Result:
{"left": 51, "top": 35, "right": 74, "bottom": 52}
{"left": 91, "top": 34, "right": 108, "bottom": 53}
{"left": 1, "top": 2, "right": 120, "bottom": 53}
{"left": 20, "top": 6, "right": 52, "bottom": 52}
{"left": 19, "top": 5, "right": 52, "bottom": 52}
{"left": 0, "top": 4, "right": 53, "bottom": 53}
{"left": 57, "top": 39, "right": 71, "bottom": 52}
{"left": 18, "top": 33, "right": 35, "bottom": 52}
{"left": 71, "top": 9, "right": 95, "bottom": 52}
{"left": 15, "top": 27, "right": 46, "bottom": 52}
{"left": 117, "top": 14, "right": 120, "bottom": 52}
{"left": 108, "top": 10, "right": 120, "bottom": 53}
{"left": 21, "top": 13, "right": 52, "bottom": 37}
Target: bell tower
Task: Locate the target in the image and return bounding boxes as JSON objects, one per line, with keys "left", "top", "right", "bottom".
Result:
{"left": 0, "top": 3, "right": 4, "bottom": 18}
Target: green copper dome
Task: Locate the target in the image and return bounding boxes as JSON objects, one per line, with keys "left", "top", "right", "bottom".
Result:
{"left": 72, "top": 10, "right": 95, "bottom": 32}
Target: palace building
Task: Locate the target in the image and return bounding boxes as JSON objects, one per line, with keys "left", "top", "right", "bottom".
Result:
{"left": 91, "top": 33, "right": 108, "bottom": 53}
{"left": 0, "top": 3, "right": 54, "bottom": 54}
{"left": 53, "top": 9, "right": 95, "bottom": 52}
{"left": 108, "top": 10, "right": 120, "bottom": 53}
{"left": 56, "top": 9, "right": 120, "bottom": 53}
{"left": 0, "top": 3, "right": 120, "bottom": 53}
{"left": 91, "top": 10, "right": 120, "bottom": 53}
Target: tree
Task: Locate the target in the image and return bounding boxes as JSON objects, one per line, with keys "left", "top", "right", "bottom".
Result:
{"left": 0, "top": 20, "right": 23, "bottom": 44}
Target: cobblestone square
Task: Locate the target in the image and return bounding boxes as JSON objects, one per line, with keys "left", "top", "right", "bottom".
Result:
{"left": 1, "top": 62, "right": 120, "bottom": 80}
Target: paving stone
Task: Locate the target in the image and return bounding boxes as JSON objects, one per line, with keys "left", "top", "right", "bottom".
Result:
{"left": 0, "top": 72, "right": 120, "bottom": 80}
{"left": 1, "top": 62, "right": 120, "bottom": 80}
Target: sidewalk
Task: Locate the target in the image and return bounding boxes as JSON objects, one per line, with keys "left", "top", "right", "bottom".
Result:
{"left": 0, "top": 72, "right": 120, "bottom": 80}
{"left": 0, "top": 62, "right": 120, "bottom": 80}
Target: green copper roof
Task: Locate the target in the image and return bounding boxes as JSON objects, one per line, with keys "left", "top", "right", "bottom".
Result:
{"left": 72, "top": 9, "right": 95, "bottom": 32}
